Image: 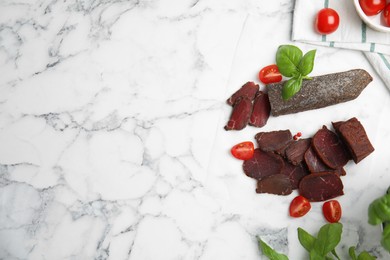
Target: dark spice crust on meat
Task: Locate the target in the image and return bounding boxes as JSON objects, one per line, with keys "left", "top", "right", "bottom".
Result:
{"left": 267, "top": 69, "right": 373, "bottom": 116}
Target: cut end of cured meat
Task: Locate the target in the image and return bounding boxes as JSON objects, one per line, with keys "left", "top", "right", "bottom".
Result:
{"left": 299, "top": 172, "right": 344, "bottom": 202}
{"left": 248, "top": 91, "right": 271, "bottom": 128}
{"left": 227, "top": 81, "right": 259, "bottom": 106}
{"left": 312, "top": 125, "right": 350, "bottom": 169}
{"left": 224, "top": 97, "right": 252, "bottom": 131}
{"left": 255, "top": 130, "right": 293, "bottom": 154}
{"left": 242, "top": 149, "right": 284, "bottom": 180}
{"left": 332, "top": 117, "right": 375, "bottom": 163}
{"left": 256, "top": 174, "right": 293, "bottom": 195}
{"left": 285, "top": 138, "right": 312, "bottom": 165}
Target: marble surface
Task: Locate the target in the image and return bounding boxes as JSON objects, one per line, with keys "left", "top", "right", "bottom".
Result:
{"left": 1, "top": 0, "right": 390, "bottom": 259}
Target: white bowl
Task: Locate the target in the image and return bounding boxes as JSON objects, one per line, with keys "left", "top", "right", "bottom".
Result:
{"left": 353, "top": 0, "right": 390, "bottom": 33}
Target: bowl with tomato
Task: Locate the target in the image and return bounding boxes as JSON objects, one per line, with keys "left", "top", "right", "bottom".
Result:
{"left": 353, "top": 0, "right": 390, "bottom": 33}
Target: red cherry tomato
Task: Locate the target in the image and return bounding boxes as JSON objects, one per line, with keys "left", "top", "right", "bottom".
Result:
{"left": 323, "top": 200, "right": 342, "bottom": 223}
{"left": 289, "top": 195, "right": 311, "bottom": 218}
{"left": 258, "top": 64, "right": 282, "bottom": 84}
{"left": 359, "top": 0, "right": 386, "bottom": 16}
{"left": 231, "top": 141, "right": 254, "bottom": 160}
{"left": 315, "top": 8, "right": 340, "bottom": 35}
{"left": 383, "top": 4, "right": 390, "bottom": 27}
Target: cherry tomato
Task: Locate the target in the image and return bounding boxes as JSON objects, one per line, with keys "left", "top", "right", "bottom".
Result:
{"left": 289, "top": 195, "right": 311, "bottom": 218}
{"left": 359, "top": 0, "right": 386, "bottom": 16}
{"left": 383, "top": 4, "right": 390, "bottom": 27}
{"left": 231, "top": 141, "right": 254, "bottom": 160}
{"left": 315, "top": 8, "right": 340, "bottom": 35}
{"left": 323, "top": 200, "right": 342, "bottom": 223}
{"left": 258, "top": 64, "right": 282, "bottom": 84}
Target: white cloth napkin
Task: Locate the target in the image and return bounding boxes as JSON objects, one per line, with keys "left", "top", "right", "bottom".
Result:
{"left": 292, "top": 0, "right": 390, "bottom": 90}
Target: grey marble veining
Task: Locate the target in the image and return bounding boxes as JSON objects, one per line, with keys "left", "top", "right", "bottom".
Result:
{"left": 1, "top": 0, "right": 390, "bottom": 259}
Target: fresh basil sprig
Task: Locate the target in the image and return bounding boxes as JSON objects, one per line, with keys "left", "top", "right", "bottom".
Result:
{"left": 276, "top": 45, "right": 316, "bottom": 100}
{"left": 257, "top": 236, "right": 288, "bottom": 260}
{"left": 258, "top": 223, "right": 377, "bottom": 260}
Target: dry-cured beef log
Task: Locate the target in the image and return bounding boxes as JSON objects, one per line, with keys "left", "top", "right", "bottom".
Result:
{"left": 256, "top": 174, "right": 292, "bottom": 195}
{"left": 280, "top": 162, "right": 309, "bottom": 190}
{"left": 243, "top": 149, "right": 284, "bottom": 180}
{"left": 249, "top": 91, "right": 271, "bottom": 127}
{"left": 224, "top": 97, "right": 252, "bottom": 130}
{"left": 299, "top": 172, "right": 344, "bottom": 202}
{"left": 255, "top": 130, "right": 293, "bottom": 154}
{"left": 285, "top": 138, "right": 312, "bottom": 165}
{"left": 267, "top": 69, "right": 373, "bottom": 116}
{"left": 312, "top": 126, "right": 350, "bottom": 169}
{"left": 332, "top": 117, "right": 375, "bottom": 163}
{"left": 226, "top": 81, "right": 259, "bottom": 106}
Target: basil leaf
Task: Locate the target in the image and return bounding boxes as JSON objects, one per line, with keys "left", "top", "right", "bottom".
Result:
{"left": 257, "top": 237, "right": 289, "bottom": 260}
{"left": 357, "top": 251, "right": 377, "bottom": 260}
{"left": 282, "top": 76, "right": 302, "bottom": 100}
{"left": 313, "top": 223, "right": 342, "bottom": 257}
{"left": 309, "top": 249, "right": 325, "bottom": 260}
{"left": 298, "top": 49, "right": 316, "bottom": 76}
{"left": 297, "top": 227, "right": 316, "bottom": 252}
{"left": 381, "top": 224, "right": 390, "bottom": 252}
{"left": 276, "top": 45, "right": 302, "bottom": 77}
{"left": 349, "top": 246, "right": 358, "bottom": 260}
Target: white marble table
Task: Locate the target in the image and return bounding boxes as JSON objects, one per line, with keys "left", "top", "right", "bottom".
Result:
{"left": 1, "top": 0, "right": 390, "bottom": 259}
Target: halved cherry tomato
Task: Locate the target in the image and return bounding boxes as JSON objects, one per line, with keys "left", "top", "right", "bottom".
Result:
{"left": 315, "top": 8, "right": 340, "bottom": 35}
{"left": 231, "top": 141, "right": 254, "bottom": 160}
{"left": 359, "top": 0, "right": 386, "bottom": 16}
{"left": 289, "top": 195, "right": 311, "bottom": 218}
{"left": 383, "top": 4, "right": 390, "bottom": 27}
{"left": 323, "top": 200, "right": 342, "bottom": 223}
{"left": 258, "top": 64, "right": 282, "bottom": 84}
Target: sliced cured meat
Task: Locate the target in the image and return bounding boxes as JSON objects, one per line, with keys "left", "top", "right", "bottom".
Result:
{"left": 248, "top": 91, "right": 271, "bottom": 128}
{"left": 255, "top": 130, "right": 293, "bottom": 154}
{"left": 299, "top": 172, "right": 344, "bottom": 202}
{"left": 267, "top": 69, "right": 373, "bottom": 116}
{"left": 242, "top": 149, "right": 284, "bottom": 180}
{"left": 224, "top": 97, "right": 252, "bottom": 131}
{"left": 285, "top": 138, "right": 312, "bottom": 165}
{"left": 256, "top": 174, "right": 292, "bottom": 195}
{"left": 304, "top": 147, "right": 346, "bottom": 176}
{"left": 304, "top": 146, "right": 330, "bottom": 173}
{"left": 312, "top": 126, "right": 350, "bottom": 169}
{"left": 332, "top": 117, "right": 375, "bottom": 163}
{"left": 280, "top": 162, "right": 309, "bottom": 190}
{"left": 226, "top": 81, "right": 259, "bottom": 106}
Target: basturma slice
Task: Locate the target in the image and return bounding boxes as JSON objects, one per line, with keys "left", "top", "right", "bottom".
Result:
{"left": 304, "top": 146, "right": 346, "bottom": 176}
{"left": 248, "top": 91, "right": 271, "bottom": 127}
{"left": 267, "top": 69, "right": 373, "bottom": 116}
{"left": 280, "top": 162, "right": 309, "bottom": 190}
{"left": 256, "top": 174, "right": 292, "bottom": 195}
{"left": 255, "top": 130, "right": 292, "bottom": 154}
{"left": 299, "top": 172, "right": 344, "bottom": 202}
{"left": 332, "top": 117, "right": 375, "bottom": 163}
{"left": 227, "top": 81, "right": 259, "bottom": 106}
{"left": 243, "top": 149, "right": 284, "bottom": 180}
{"left": 224, "top": 97, "right": 252, "bottom": 130}
{"left": 285, "top": 138, "right": 312, "bottom": 165}
{"left": 312, "top": 126, "right": 350, "bottom": 169}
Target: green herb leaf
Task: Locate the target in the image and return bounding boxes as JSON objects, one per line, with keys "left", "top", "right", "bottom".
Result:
{"left": 349, "top": 246, "right": 358, "bottom": 260}
{"left": 368, "top": 195, "right": 390, "bottom": 225}
{"left": 313, "top": 223, "right": 342, "bottom": 257}
{"left": 276, "top": 45, "right": 302, "bottom": 77}
{"left": 309, "top": 249, "right": 325, "bottom": 260}
{"left": 297, "top": 227, "right": 316, "bottom": 252}
{"left": 381, "top": 224, "right": 390, "bottom": 252}
{"left": 282, "top": 76, "right": 302, "bottom": 100}
{"left": 257, "top": 237, "right": 289, "bottom": 260}
{"left": 357, "top": 251, "right": 377, "bottom": 260}
{"left": 350, "top": 246, "right": 377, "bottom": 260}
{"left": 298, "top": 50, "right": 316, "bottom": 76}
